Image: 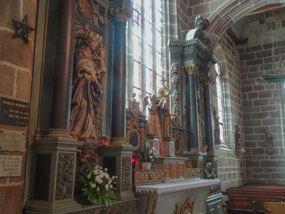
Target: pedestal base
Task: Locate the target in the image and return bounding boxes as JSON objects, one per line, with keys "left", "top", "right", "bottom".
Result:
{"left": 99, "top": 143, "right": 135, "bottom": 201}
{"left": 163, "top": 140, "right": 175, "bottom": 157}
{"left": 25, "top": 199, "right": 81, "bottom": 214}
{"left": 183, "top": 148, "right": 205, "bottom": 168}
{"left": 25, "top": 130, "right": 83, "bottom": 214}
{"left": 26, "top": 198, "right": 138, "bottom": 214}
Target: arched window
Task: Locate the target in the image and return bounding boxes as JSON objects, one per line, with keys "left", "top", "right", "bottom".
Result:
{"left": 215, "top": 63, "right": 224, "bottom": 143}
{"left": 126, "top": 0, "right": 163, "bottom": 105}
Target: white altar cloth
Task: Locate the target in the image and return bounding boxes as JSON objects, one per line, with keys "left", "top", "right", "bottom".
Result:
{"left": 136, "top": 179, "right": 218, "bottom": 194}
{"left": 135, "top": 179, "right": 218, "bottom": 214}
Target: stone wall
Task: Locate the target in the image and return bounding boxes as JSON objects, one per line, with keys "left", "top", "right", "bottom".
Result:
{"left": 212, "top": 32, "right": 246, "bottom": 191}
{"left": 0, "top": 0, "right": 37, "bottom": 213}
{"left": 239, "top": 7, "right": 285, "bottom": 185}
{"left": 187, "top": 0, "right": 225, "bottom": 28}
{"left": 176, "top": 0, "right": 188, "bottom": 39}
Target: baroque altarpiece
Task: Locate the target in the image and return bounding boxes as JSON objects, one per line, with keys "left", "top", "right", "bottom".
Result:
{"left": 25, "top": 1, "right": 222, "bottom": 214}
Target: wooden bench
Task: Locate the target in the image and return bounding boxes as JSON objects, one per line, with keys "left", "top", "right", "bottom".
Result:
{"left": 264, "top": 202, "right": 285, "bottom": 214}
{"left": 223, "top": 185, "right": 285, "bottom": 214}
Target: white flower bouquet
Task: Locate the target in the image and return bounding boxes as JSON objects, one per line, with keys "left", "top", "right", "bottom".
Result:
{"left": 143, "top": 146, "right": 159, "bottom": 162}
{"left": 79, "top": 164, "right": 117, "bottom": 207}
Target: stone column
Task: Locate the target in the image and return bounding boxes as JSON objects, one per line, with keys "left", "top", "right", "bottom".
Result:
{"left": 26, "top": 0, "right": 81, "bottom": 213}
{"left": 200, "top": 77, "right": 214, "bottom": 151}
{"left": 185, "top": 65, "right": 199, "bottom": 149}
{"left": 100, "top": 1, "right": 134, "bottom": 201}
{"left": 49, "top": 0, "right": 74, "bottom": 131}
{"left": 184, "top": 65, "right": 204, "bottom": 168}
{"left": 111, "top": 20, "right": 127, "bottom": 144}
{"left": 200, "top": 76, "right": 218, "bottom": 179}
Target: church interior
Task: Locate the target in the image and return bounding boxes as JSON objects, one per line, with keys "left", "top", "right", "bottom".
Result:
{"left": 0, "top": 0, "right": 285, "bottom": 214}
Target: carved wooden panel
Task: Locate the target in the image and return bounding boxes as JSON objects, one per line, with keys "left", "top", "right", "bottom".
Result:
{"left": 122, "top": 156, "right": 131, "bottom": 191}
{"left": 55, "top": 153, "right": 74, "bottom": 200}
{"left": 126, "top": 118, "right": 145, "bottom": 151}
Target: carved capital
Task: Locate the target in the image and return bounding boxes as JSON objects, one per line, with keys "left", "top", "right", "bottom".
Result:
{"left": 108, "top": 1, "right": 132, "bottom": 23}
{"left": 185, "top": 65, "right": 198, "bottom": 75}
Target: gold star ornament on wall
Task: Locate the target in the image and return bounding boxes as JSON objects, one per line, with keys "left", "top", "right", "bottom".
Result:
{"left": 12, "top": 15, "right": 35, "bottom": 43}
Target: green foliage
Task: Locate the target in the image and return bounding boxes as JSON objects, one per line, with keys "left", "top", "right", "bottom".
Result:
{"left": 79, "top": 164, "right": 117, "bottom": 207}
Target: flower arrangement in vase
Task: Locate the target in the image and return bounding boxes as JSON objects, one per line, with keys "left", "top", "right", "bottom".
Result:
{"left": 141, "top": 143, "right": 160, "bottom": 170}
{"left": 79, "top": 164, "right": 117, "bottom": 207}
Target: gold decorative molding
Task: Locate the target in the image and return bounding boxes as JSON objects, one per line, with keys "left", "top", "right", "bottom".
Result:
{"left": 126, "top": 119, "right": 144, "bottom": 150}
{"left": 134, "top": 168, "right": 200, "bottom": 184}
{"left": 175, "top": 198, "right": 195, "bottom": 214}
{"left": 76, "top": 0, "right": 93, "bottom": 18}
{"left": 151, "top": 200, "right": 157, "bottom": 214}
{"left": 172, "top": 129, "right": 184, "bottom": 155}
{"left": 185, "top": 65, "right": 198, "bottom": 75}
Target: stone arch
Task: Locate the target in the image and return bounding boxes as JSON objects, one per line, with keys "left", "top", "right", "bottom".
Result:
{"left": 206, "top": 0, "right": 282, "bottom": 46}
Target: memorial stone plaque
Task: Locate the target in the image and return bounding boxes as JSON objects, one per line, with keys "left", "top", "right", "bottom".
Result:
{"left": 0, "top": 155, "right": 22, "bottom": 177}
{"left": 0, "top": 97, "right": 29, "bottom": 126}
{"left": 0, "top": 129, "right": 26, "bottom": 152}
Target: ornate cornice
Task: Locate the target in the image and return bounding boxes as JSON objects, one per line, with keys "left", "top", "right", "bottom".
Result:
{"left": 108, "top": 1, "right": 132, "bottom": 22}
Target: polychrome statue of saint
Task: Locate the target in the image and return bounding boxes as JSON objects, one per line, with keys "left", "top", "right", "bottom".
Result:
{"left": 70, "top": 29, "right": 105, "bottom": 139}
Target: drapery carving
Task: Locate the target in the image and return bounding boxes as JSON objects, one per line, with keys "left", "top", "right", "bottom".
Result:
{"left": 70, "top": 22, "right": 105, "bottom": 140}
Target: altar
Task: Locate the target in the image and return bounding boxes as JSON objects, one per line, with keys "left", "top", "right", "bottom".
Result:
{"left": 136, "top": 179, "right": 218, "bottom": 214}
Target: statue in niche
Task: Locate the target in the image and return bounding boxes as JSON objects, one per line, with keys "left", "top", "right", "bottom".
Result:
{"left": 142, "top": 79, "right": 171, "bottom": 156}
{"left": 265, "top": 129, "right": 273, "bottom": 149}
{"left": 127, "top": 93, "right": 142, "bottom": 117}
{"left": 163, "top": 101, "right": 171, "bottom": 141}
{"left": 143, "top": 79, "right": 171, "bottom": 137}
{"left": 144, "top": 94, "right": 161, "bottom": 137}
{"left": 70, "top": 23, "right": 105, "bottom": 140}
{"left": 235, "top": 125, "right": 243, "bottom": 149}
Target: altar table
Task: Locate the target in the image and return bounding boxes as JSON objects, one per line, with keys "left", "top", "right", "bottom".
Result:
{"left": 136, "top": 179, "right": 218, "bottom": 214}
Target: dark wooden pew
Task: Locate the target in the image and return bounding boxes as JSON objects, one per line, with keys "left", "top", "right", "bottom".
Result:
{"left": 223, "top": 185, "right": 285, "bottom": 214}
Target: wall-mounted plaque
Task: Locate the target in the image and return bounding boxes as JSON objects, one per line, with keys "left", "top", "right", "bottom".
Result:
{"left": 0, "top": 155, "right": 22, "bottom": 177}
{"left": 0, "top": 97, "right": 29, "bottom": 126}
{"left": 0, "top": 129, "right": 26, "bottom": 152}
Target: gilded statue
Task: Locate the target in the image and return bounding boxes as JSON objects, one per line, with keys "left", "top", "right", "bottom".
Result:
{"left": 163, "top": 101, "right": 172, "bottom": 140}
{"left": 144, "top": 94, "right": 162, "bottom": 137}
{"left": 212, "top": 107, "right": 221, "bottom": 145}
{"left": 127, "top": 93, "right": 142, "bottom": 117}
{"left": 70, "top": 24, "right": 105, "bottom": 139}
